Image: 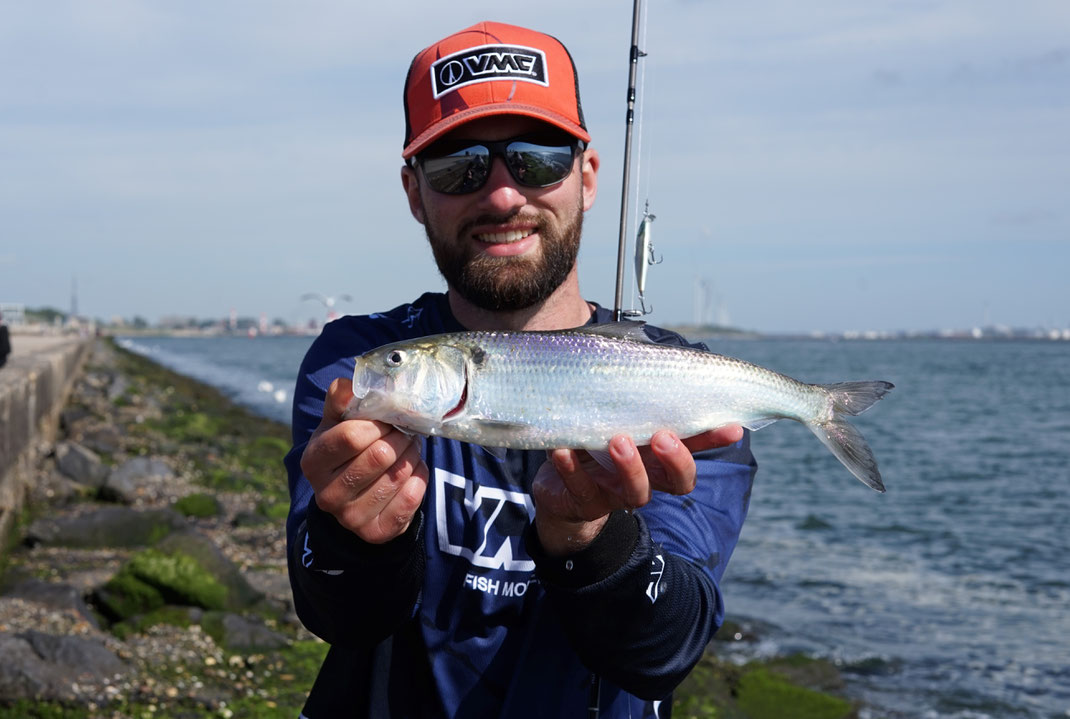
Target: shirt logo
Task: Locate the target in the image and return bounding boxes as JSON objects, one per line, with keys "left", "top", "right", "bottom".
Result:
{"left": 434, "top": 467, "right": 535, "bottom": 572}
{"left": 430, "top": 44, "right": 548, "bottom": 99}
{"left": 646, "top": 554, "right": 665, "bottom": 603}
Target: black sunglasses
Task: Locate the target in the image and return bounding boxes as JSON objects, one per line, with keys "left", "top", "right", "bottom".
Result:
{"left": 415, "top": 135, "right": 583, "bottom": 195}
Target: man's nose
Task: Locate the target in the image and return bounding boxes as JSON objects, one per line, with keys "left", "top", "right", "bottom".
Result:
{"left": 476, "top": 156, "right": 527, "bottom": 213}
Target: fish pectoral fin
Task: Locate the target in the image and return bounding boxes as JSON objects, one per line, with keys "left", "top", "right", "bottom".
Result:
{"left": 742, "top": 418, "right": 779, "bottom": 431}
{"left": 470, "top": 418, "right": 530, "bottom": 433}
{"left": 468, "top": 419, "right": 531, "bottom": 461}
{"left": 479, "top": 445, "right": 509, "bottom": 461}
{"left": 585, "top": 449, "right": 617, "bottom": 473}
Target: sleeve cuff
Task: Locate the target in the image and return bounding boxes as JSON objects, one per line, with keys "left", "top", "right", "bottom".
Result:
{"left": 525, "top": 509, "right": 640, "bottom": 589}
{"left": 305, "top": 501, "right": 424, "bottom": 570}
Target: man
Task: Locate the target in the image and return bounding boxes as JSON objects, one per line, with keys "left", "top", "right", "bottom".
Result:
{"left": 286, "top": 21, "right": 756, "bottom": 719}
{"left": 0, "top": 310, "right": 10, "bottom": 369}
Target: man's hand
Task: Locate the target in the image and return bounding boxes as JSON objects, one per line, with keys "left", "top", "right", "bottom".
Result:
{"left": 299, "top": 378, "right": 429, "bottom": 544}
{"left": 531, "top": 426, "right": 744, "bottom": 555}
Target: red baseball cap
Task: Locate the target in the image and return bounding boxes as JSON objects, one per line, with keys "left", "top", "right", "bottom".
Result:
{"left": 402, "top": 21, "right": 590, "bottom": 159}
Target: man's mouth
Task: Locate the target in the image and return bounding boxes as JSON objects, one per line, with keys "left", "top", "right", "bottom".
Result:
{"left": 474, "top": 228, "right": 536, "bottom": 244}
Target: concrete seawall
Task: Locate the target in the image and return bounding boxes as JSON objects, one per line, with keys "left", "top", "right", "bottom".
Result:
{"left": 0, "top": 336, "right": 93, "bottom": 549}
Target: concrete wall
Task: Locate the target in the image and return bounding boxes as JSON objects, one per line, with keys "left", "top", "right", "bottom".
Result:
{"left": 0, "top": 337, "right": 92, "bottom": 550}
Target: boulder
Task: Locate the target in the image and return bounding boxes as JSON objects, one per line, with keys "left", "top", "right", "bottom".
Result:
{"left": 79, "top": 424, "right": 123, "bottom": 455}
{"left": 24, "top": 506, "right": 187, "bottom": 548}
{"left": 59, "top": 407, "right": 93, "bottom": 436}
{"left": 106, "top": 373, "right": 129, "bottom": 402}
{"left": 100, "top": 456, "right": 175, "bottom": 504}
{"left": 0, "top": 631, "right": 126, "bottom": 702}
{"left": 54, "top": 441, "right": 108, "bottom": 487}
{"left": 109, "top": 457, "right": 174, "bottom": 485}
{"left": 94, "top": 530, "right": 263, "bottom": 622}
{"left": 154, "top": 531, "right": 262, "bottom": 611}
{"left": 5, "top": 579, "right": 99, "bottom": 628}
{"left": 202, "top": 611, "right": 288, "bottom": 651}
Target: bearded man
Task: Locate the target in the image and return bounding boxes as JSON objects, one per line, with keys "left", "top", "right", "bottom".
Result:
{"left": 286, "top": 21, "right": 756, "bottom": 719}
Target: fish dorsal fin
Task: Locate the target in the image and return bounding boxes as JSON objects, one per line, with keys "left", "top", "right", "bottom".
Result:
{"left": 579, "top": 322, "right": 652, "bottom": 343}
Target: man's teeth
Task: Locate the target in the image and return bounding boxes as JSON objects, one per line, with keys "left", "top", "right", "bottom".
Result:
{"left": 476, "top": 229, "right": 534, "bottom": 244}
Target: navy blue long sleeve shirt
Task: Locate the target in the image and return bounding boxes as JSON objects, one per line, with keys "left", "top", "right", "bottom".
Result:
{"left": 286, "top": 292, "right": 756, "bottom": 718}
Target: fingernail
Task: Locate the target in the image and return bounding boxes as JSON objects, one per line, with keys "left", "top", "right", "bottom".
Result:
{"left": 654, "top": 433, "right": 678, "bottom": 453}
{"left": 612, "top": 437, "right": 634, "bottom": 460}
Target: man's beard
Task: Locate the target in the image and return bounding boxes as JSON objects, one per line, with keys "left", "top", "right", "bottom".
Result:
{"left": 423, "top": 202, "right": 583, "bottom": 313}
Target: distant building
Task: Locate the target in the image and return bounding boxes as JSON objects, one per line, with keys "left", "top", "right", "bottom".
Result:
{"left": 0, "top": 303, "right": 26, "bottom": 325}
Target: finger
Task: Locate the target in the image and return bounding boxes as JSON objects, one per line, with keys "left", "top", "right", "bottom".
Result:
{"left": 327, "top": 438, "right": 426, "bottom": 541}
{"left": 300, "top": 419, "right": 394, "bottom": 489}
{"left": 649, "top": 430, "right": 698, "bottom": 495}
{"left": 550, "top": 449, "right": 601, "bottom": 506}
{"left": 368, "top": 464, "right": 430, "bottom": 543}
{"left": 321, "top": 377, "right": 355, "bottom": 427}
{"left": 333, "top": 430, "right": 418, "bottom": 497}
{"left": 681, "top": 425, "right": 744, "bottom": 453}
{"left": 603, "top": 435, "right": 651, "bottom": 508}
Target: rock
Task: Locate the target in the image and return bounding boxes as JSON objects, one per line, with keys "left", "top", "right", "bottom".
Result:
{"left": 79, "top": 424, "right": 123, "bottom": 455}
{"left": 109, "top": 457, "right": 174, "bottom": 485}
{"left": 106, "top": 373, "right": 129, "bottom": 402}
{"left": 82, "top": 370, "right": 114, "bottom": 396}
{"left": 232, "top": 510, "right": 271, "bottom": 527}
{"left": 99, "top": 457, "right": 175, "bottom": 504}
{"left": 0, "top": 630, "right": 126, "bottom": 702}
{"left": 245, "top": 570, "right": 298, "bottom": 626}
{"left": 154, "top": 531, "right": 263, "bottom": 611}
{"left": 202, "top": 611, "right": 288, "bottom": 651}
{"left": 5, "top": 579, "right": 99, "bottom": 629}
{"left": 24, "top": 506, "right": 187, "bottom": 548}
{"left": 59, "top": 407, "right": 93, "bottom": 436}
{"left": 28, "top": 469, "right": 95, "bottom": 506}
{"left": 95, "top": 530, "right": 263, "bottom": 622}
{"left": 54, "top": 441, "right": 108, "bottom": 487}
{"left": 99, "top": 469, "right": 138, "bottom": 504}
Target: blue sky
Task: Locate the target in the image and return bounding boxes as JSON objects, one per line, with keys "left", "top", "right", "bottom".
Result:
{"left": 2, "top": 1, "right": 1067, "bottom": 333}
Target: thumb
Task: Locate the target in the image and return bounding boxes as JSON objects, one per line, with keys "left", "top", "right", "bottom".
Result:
{"left": 320, "top": 377, "right": 355, "bottom": 427}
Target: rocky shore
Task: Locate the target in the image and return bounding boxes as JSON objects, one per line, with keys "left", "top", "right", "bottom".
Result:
{"left": 0, "top": 339, "right": 323, "bottom": 718}
{"left": 0, "top": 338, "right": 860, "bottom": 719}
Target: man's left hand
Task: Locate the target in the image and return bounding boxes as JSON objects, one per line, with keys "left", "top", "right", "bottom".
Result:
{"left": 532, "top": 426, "right": 743, "bottom": 556}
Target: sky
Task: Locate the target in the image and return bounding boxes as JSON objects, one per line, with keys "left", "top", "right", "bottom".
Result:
{"left": 1, "top": 1, "right": 1067, "bottom": 334}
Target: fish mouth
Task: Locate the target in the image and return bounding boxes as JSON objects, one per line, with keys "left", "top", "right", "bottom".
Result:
{"left": 442, "top": 364, "right": 468, "bottom": 421}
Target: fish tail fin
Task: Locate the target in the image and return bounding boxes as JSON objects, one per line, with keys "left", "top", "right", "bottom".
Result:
{"left": 823, "top": 380, "right": 895, "bottom": 416}
{"left": 807, "top": 380, "right": 895, "bottom": 493}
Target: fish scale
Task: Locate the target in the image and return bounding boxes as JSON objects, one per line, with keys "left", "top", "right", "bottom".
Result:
{"left": 346, "top": 323, "right": 894, "bottom": 491}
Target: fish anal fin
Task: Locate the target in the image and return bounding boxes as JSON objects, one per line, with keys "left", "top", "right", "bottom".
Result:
{"left": 742, "top": 418, "right": 779, "bottom": 432}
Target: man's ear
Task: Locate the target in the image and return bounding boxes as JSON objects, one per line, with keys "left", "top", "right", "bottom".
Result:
{"left": 580, "top": 147, "right": 599, "bottom": 212}
{"left": 401, "top": 165, "right": 426, "bottom": 224}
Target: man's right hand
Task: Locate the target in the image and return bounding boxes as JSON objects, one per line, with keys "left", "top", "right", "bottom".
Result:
{"left": 299, "top": 377, "right": 429, "bottom": 544}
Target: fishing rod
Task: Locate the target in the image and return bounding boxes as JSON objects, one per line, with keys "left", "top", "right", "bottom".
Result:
{"left": 612, "top": 0, "right": 658, "bottom": 322}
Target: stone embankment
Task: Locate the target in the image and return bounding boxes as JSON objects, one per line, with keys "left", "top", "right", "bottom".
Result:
{"left": 0, "top": 339, "right": 323, "bottom": 717}
{"left": 1, "top": 336, "right": 92, "bottom": 552}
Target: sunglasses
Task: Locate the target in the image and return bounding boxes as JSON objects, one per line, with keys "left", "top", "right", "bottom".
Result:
{"left": 415, "top": 135, "right": 582, "bottom": 195}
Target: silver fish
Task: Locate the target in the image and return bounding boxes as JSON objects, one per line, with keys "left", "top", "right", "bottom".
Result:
{"left": 345, "top": 323, "right": 894, "bottom": 492}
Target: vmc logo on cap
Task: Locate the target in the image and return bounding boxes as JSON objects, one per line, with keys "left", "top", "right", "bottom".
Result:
{"left": 430, "top": 44, "right": 548, "bottom": 99}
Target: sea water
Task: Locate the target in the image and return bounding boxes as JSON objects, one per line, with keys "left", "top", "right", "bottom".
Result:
{"left": 117, "top": 334, "right": 1070, "bottom": 718}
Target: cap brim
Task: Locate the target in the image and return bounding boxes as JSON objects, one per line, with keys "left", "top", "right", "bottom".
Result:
{"left": 402, "top": 104, "right": 590, "bottom": 159}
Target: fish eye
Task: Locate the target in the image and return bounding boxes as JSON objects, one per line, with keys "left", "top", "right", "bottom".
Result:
{"left": 385, "top": 350, "right": 407, "bottom": 367}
